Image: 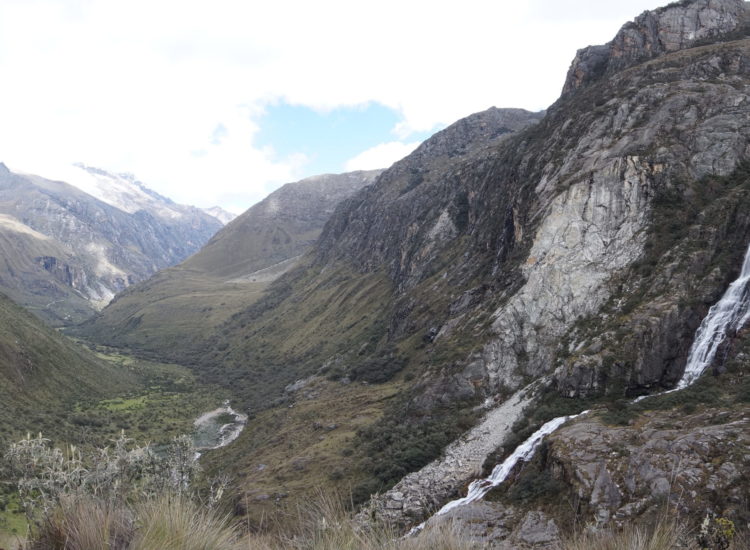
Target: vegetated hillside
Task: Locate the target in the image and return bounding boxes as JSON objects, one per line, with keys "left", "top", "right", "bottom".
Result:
{"left": 90, "top": 0, "right": 750, "bottom": 542}
{"left": 77, "top": 170, "right": 383, "bottom": 357}
{"left": 0, "top": 164, "right": 222, "bottom": 325}
{"left": 0, "top": 291, "right": 136, "bottom": 444}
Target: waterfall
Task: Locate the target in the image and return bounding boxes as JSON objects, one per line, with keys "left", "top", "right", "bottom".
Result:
{"left": 407, "top": 411, "right": 588, "bottom": 535}
{"left": 435, "top": 411, "right": 588, "bottom": 515}
{"left": 675, "top": 242, "right": 750, "bottom": 389}
{"left": 408, "top": 242, "right": 750, "bottom": 535}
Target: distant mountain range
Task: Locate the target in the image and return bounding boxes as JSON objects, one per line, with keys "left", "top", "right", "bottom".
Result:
{"left": 78, "top": 169, "right": 383, "bottom": 357}
{"left": 63, "top": 164, "right": 236, "bottom": 225}
{"left": 0, "top": 163, "right": 225, "bottom": 325}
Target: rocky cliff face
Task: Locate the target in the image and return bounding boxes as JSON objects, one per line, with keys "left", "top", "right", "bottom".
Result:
{"left": 0, "top": 164, "right": 222, "bottom": 324}
{"left": 316, "top": 108, "right": 544, "bottom": 288}
{"left": 360, "top": 0, "right": 750, "bottom": 531}
{"left": 563, "top": 0, "right": 749, "bottom": 95}
{"left": 428, "top": 403, "right": 750, "bottom": 548}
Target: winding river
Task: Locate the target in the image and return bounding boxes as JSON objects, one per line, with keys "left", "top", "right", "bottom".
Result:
{"left": 192, "top": 400, "right": 248, "bottom": 459}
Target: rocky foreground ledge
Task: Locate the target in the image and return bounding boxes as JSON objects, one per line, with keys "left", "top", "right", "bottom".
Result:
{"left": 414, "top": 407, "right": 750, "bottom": 549}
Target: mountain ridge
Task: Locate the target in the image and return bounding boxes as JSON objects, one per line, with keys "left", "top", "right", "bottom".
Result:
{"left": 0, "top": 163, "right": 222, "bottom": 324}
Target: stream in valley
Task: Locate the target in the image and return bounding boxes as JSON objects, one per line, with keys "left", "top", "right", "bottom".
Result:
{"left": 192, "top": 400, "right": 248, "bottom": 459}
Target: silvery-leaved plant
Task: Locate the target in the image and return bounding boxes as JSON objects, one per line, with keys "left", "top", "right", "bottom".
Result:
{"left": 3, "top": 431, "right": 203, "bottom": 523}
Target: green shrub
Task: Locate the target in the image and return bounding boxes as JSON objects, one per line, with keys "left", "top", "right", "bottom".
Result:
{"left": 349, "top": 353, "right": 408, "bottom": 384}
{"left": 506, "top": 469, "right": 565, "bottom": 504}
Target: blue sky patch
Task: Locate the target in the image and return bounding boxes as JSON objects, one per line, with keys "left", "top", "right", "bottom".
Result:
{"left": 254, "top": 102, "right": 434, "bottom": 177}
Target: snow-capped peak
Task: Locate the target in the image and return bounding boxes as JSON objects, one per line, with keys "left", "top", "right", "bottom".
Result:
{"left": 202, "top": 206, "right": 237, "bottom": 225}
{"left": 66, "top": 164, "right": 184, "bottom": 220}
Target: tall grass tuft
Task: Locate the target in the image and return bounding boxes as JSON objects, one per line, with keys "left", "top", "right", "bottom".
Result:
{"left": 27, "top": 496, "right": 133, "bottom": 550}
{"left": 563, "top": 516, "right": 748, "bottom": 550}
{"left": 236, "top": 489, "right": 477, "bottom": 550}
{"left": 130, "top": 495, "right": 240, "bottom": 550}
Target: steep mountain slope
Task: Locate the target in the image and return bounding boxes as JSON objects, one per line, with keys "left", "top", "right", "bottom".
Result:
{"left": 78, "top": 170, "right": 384, "bottom": 356}
{"left": 84, "top": 0, "right": 750, "bottom": 538}
{"left": 0, "top": 291, "right": 136, "bottom": 444}
{"left": 0, "top": 164, "right": 222, "bottom": 324}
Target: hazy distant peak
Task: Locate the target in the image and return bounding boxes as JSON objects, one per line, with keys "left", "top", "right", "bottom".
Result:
{"left": 67, "top": 163, "right": 184, "bottom": 220}
{"left": 202, "top": 206, "right": 237, "bottom": 225}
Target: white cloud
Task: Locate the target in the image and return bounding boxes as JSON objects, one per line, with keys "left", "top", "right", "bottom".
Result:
{"left": 345, "top": 141, "right": 421, "bottom": 172}
{"left": 0, "top": 0, "right": 668, "bottom": 212}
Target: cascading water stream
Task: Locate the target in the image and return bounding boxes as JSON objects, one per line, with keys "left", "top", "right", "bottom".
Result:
{"left": 409, "top": 241, "right": 750, "bottom": 536}
{"left": 675, "top": 242, "right": 750, "bottom": 389}
{"left": 407, "top": 411, "right": 589, "bottom": 535}
{"left": 433, "top": 412, "right": 588, "bottom": 515}
{"left": 634, "top": 241, "right": 750, "bottom": 402}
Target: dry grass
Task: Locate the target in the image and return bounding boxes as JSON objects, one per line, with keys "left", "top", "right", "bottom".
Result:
{"left": 130, "top": 496, "right": 241, "bottom": 550}
{"left": 563, "top": 520, "right": 687, "bottom": 550}
{"left": 24, "top": 495, "right": 241, "bottom": 550}
{"left": 236, "top": 490, "right": 474, "bottom": 550}
{"left": 26, "top": 496, "right": 133, "bottom": 550}
{"left": 562, "top": 518, "right": 748, "bottom": 550}
{"left": 20, "top": 491, "right": 749, "bottom": 550}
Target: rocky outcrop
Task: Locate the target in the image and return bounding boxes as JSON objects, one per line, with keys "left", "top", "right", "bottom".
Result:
{"left": 430, "top": 37, "right": 750, "bottom": 404}
{"left": 352, "top": 11, "right": 750, "bottom": 530}
{"left": 546, "top": 408, "right": 750, "bottom": 527}
{"left": 316, "top": 108, "right": 545, "bottom": 288}
{"left": 555, "top": 179, "right": 750, "bottom": 397}
{"left": 563, "top": 0, "right": 749, "bottom": 94}
{"left": 433, "top": 504, "right": 561, "bottom": 549}
{"left": 415, "top": 406, "right": 749, "bottom": 545}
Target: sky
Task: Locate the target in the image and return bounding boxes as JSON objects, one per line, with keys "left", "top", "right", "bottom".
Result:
{"left": 0, "top": 0, "right": 668, "bottom": 213}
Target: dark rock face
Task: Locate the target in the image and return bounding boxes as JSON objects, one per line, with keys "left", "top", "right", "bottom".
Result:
{"left": 344, "top": 0, "right": 750, "bottom": 531}
{"left": 555, "top": 159, "right": 750, "bottom": 398}
{"left": 316, "top": 108, "right": 544, "bottom": 289}
{"left": 563, "top": 0, "right": 748, "bottom": 95}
